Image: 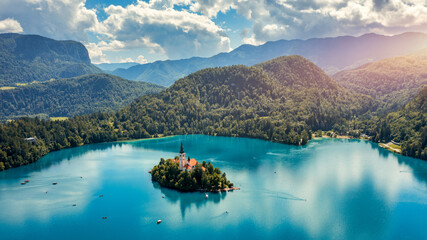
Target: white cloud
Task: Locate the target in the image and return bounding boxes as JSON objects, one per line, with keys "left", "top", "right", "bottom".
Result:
{"left": 135, "top": 55, "right": 148, "bottom": 64}
{"left": 188, "top": 0, "right": 427, "bottom": 45}
{"left": 0, "top": 0, "right": 98, "bottom": 41}
{"left": 94, "top": 0, "right": 231, "bottom": 60}
{"left": 119, "top": 57, "right": 134, "bottom": 63}
{"left": 85, "top": 42, "right": 109, "bottom": 64}
{"left": 0, "top": 18, "right": 23, "bottom": 33}
{"left": 119, "top": 55, "right": 148, "bottom": 64}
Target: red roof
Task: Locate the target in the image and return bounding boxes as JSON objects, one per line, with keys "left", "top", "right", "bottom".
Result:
{"left": 188, "top": 158, "right": 198, "bottom": 167}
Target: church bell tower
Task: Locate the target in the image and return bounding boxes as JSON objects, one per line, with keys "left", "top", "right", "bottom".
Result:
{"left": 179, "top": 142, "right": 186, "bottom": 170}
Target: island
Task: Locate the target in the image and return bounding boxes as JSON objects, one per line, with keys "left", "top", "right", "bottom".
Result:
{"left": 150, "top": 143, "right": 237, "bottom": 192}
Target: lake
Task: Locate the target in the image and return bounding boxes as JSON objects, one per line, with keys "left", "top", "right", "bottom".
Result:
{"left": 0, "top": 135, "right": 426, "bottom": 240}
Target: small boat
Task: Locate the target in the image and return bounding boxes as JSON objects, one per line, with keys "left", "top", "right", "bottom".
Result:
{"left": 52, "top": 182, "right": 57, "bottom": 185}
{"left": 25, "top": 180, "right": 30, "bottom": 183}
{"left": 157, "top": 220, "right": 162, "bottom": 224}
{"left": 148, "top": 170, "right": 152, "bottom": 173}
{"left": 205, "top": 194, "right": 208, "bottom": 198}
{"left": 102, "top": 217, "right": 107, "bottom": 219}
{"left": 162, "top": 196, "right": 165, "bottom": 198}
{"left": 21, "top": 182, "right": 26, "bottom": 185}
{"left": 99, "top": 195, "right": 103, "bottom": 197}
{"left": 72, "top": 204, "right": 77, "bottom": 206}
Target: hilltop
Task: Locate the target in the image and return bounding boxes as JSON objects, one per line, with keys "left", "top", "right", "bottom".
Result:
{"left": 121, "top": 55, "right": 374, "bottom": 139}
{"left": 334, "top": 49, "right": 427, "bottom": 112}
{"left": 0, "top": 33, "right": 102, "bottom": 87}
{"left": 112, "top": 32, "right": 427, "bottom": 86}
{"left": 0, "top": 73, "right": 164, "bottom": 120}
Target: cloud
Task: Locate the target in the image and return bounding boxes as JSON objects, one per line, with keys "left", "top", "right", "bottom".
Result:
{"left": 0, "top": 0, "right": 98, "bottom": 41}
{"left": 119, "top": 55, "right": 148, "bottom": 64}
{"left": 135, "top": 55, "right": 148, "bottom": 64}
{"left": 0, "top": 18, "right": 23, "bottom": 33}
{"left": 85, "top": 42, "right": 109, "bottom": 64}
{"left": 188, "top": 0, "right": 427, "bottom": 44}
{"left": 94, "top": 1, "right": 231, "bottom": 60}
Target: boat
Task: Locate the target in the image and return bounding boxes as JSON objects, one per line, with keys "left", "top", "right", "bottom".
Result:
{"left": 52, "top": 182, "right": 57, "bottom": 185}
{"left": 157, "top": 220, "right": 162, "bottom": 224}
{"left": 148, "top": 170, "right": 152, "bottom": 173}
{"left": 72, "top": 204, "right": 77, "bottom": 206}
{"left": 25, "top": 180, "right": 30, "bottom": 183}
{"left": 205, "top": 194, "right": 208, "bottom": 198}
{"left": 102, "top": 217, "right": 107, "bottom": 219}
{"left": 99, "top": 195, "right": 103, "bottom": 197}
{"left": 162, "top": 196, "right": 165, "bottom": 198}
{"left": 21, "top": 182, "right": 26, "bottom": 185}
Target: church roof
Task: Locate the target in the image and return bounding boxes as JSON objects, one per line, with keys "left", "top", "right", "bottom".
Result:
{"left": 188, "top": 158, "right": 198, "bottom": 167}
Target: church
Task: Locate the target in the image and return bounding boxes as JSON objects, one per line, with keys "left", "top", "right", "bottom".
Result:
{"left": 174, "top": 142, "right": 199, "bottom": 171}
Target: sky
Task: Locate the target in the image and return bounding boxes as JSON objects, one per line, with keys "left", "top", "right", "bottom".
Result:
{"left": 0, "top": 0, "right": 426, "bottom": 64}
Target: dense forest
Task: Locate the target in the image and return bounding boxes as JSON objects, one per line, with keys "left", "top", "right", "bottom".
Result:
{"left": 0, "top": 55, "right": 425, "bottom": 171}
{"left": 150, "top": 158, "right": 233, "bottom": 191}
{"left": 362, "top": 87, "right": 426, "bottom": 159}
{"left": 0, "top": 73, "right": 164, "bottom": 120}
{"left": 333, "top": 50, "right": 427, "bottom": 113}
{"left": 0, "top": 56, "right": 376, "bottom": 170}
{"left": 0, "top": 33, "right": 102, "bottom": 87}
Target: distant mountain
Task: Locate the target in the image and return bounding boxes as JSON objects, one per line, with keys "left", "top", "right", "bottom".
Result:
{"left": 333, "top": 49, "right": 427, "bottom": 112}
{"left": 0, "top": 33, "right": 102, "bottom": 87}
{"left": 112, "top": 32, "right": 427, "bottom": 86}
{"left": 0, "top": 73, "right": 164, "bottom": 119}
{"left": 95, "top": 62, "right": 139, "bottom": 72}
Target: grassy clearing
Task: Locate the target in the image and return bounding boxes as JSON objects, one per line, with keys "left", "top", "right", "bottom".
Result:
{"left": 50, "top": 117, "right": 68, "bottom": 121}
{"left": 379, "top": 142, "right": 402, "bottom": 153}
{"left": 0, "top": 86, "right": 16, "bottom": 90}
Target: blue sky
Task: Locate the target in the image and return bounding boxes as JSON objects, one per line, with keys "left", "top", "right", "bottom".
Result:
{"left": 0, "top": 0, "right": 426, "bottom": 64}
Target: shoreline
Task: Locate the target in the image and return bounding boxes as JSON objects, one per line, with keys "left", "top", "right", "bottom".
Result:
{"left": 0, "top": 133, "right": 413, "bottom": 172}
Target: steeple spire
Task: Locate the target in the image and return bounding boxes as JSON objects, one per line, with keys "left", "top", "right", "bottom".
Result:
{"left": 180, "top": 142, "right": 184, "bottom": 154}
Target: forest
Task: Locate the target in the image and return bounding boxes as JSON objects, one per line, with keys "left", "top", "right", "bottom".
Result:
{"left": 0, "top": 55, "right": 424, "bottom": 171}
{"left": 150, "top": 158, "right": 233, "bottom": 191}
{"left": 0, "top": 73, "right": 164, "bottom": 120}
{"left": 333, "top": 50, "right": 427, "bottom": 113}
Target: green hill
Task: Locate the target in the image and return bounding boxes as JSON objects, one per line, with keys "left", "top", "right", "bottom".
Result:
{"left": 0, "top": 73, "right": 164, "bottom": 119}
{"left": 360, "top": 87, "right": 427, "bottom": 160}
{"left": 0, "top": 55, "right": 377, "bottom": 170}
{"left": 333, "top": 49, "right": 427, "bottom": 112}
{"left": 0, "top": 33, "right": 102, "bottom": 87}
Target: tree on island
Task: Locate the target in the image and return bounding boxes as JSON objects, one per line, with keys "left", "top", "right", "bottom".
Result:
{"left": 150, "top": 158, "right": 233, "bottom": 191}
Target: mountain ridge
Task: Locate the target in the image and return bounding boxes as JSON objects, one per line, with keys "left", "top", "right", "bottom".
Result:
{"left": 112, "top": 32, "right": 427, "bottom": 86}
{"left": 0, "top": 33, "right": 102, "bottom": 86}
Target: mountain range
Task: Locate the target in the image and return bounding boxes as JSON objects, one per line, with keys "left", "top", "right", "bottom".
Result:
{"left": 0, "top": 33, "right": 102, "bottom": 87}
{"left": 112, "top": 32, "right": 427, "bottom": 86}
{"left": 95, "top": 62, "right": 138, "bottom": 72}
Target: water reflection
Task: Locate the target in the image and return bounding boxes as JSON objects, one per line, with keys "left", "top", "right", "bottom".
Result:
{"left": 0, "top": 135, "right": 426, "bottom": 240}
{"left": 152, "top": 182, "right": 227, "bottom": 219}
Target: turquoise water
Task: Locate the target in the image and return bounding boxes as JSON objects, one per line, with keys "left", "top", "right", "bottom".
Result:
{"left": 0, "top": 135, "right": 426, "bottom": 240}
